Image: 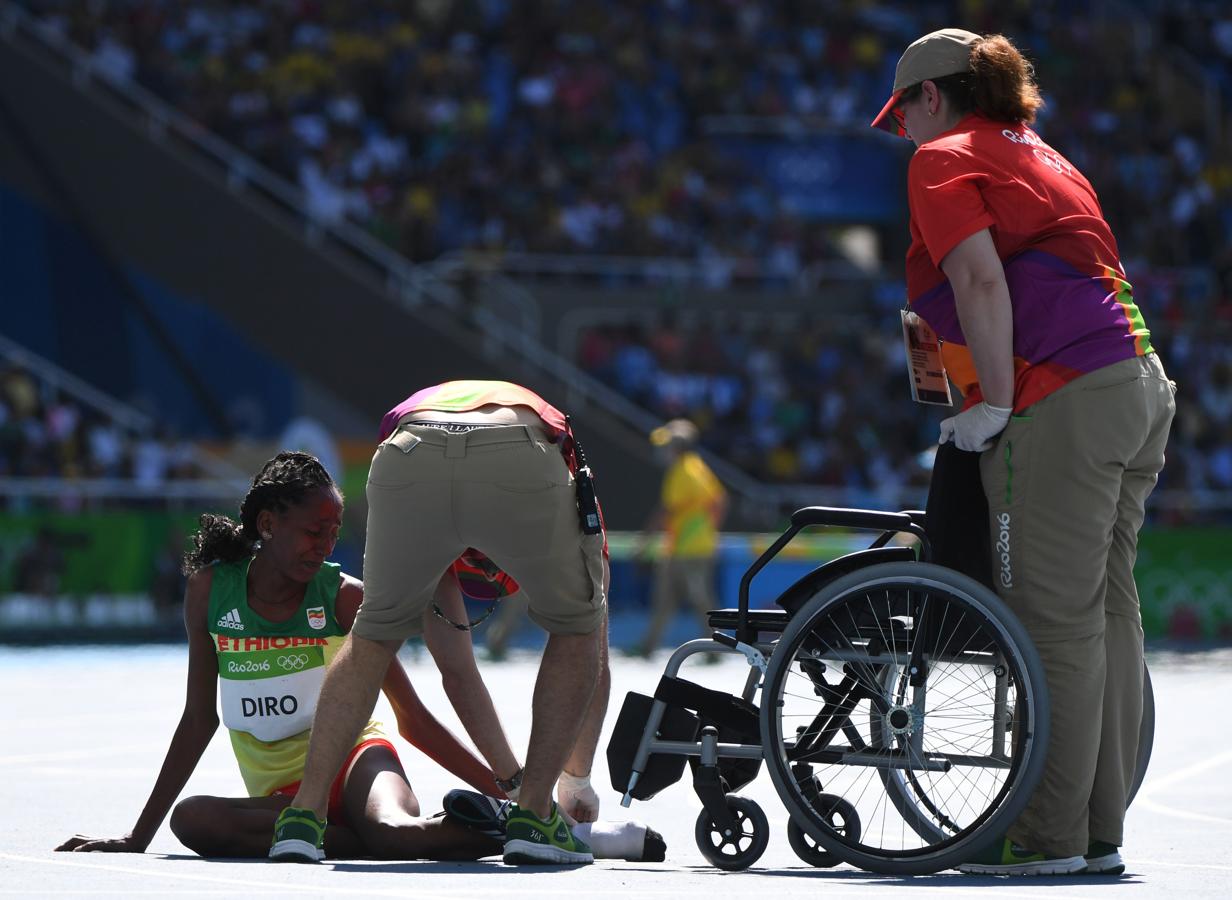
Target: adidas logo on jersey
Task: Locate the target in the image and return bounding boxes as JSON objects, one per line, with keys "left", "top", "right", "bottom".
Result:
{"left": 216, "top": 608, "right": 244, "bottom": 631}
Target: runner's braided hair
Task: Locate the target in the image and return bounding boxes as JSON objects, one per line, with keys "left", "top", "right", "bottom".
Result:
{"left": 182, "top": 451, "right": 337, "bottom": 575}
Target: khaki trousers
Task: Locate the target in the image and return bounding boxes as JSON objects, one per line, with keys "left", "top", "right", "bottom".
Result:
{"left": 640, "top": 556, "right": 717, "bottom": 651}
{"left": 355, "top": 423, "right": 606, "bottom": 641}
{"left": 980, "top": 354, "right": 1175, "bottom": 856}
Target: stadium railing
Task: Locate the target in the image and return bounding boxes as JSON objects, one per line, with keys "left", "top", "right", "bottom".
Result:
{"left": 0, "top": 331, "right": 250, "bottom": 496}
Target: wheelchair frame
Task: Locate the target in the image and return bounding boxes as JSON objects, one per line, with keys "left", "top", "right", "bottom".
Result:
{"left": 612, "top": 505, "right": 1153, "bottom": 874}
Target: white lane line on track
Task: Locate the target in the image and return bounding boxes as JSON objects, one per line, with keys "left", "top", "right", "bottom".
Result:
{"left": 1134, "top": 749, "right": 1232, "bottom": 826}
{"left": 0, "top": 856, "right": 1099, "bottom": 900}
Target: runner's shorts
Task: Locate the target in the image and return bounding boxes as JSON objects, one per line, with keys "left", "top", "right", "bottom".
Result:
{"left": 269, "top": 738, "right": 399, "bottom": 826}
{"left": 354, "top": 422, "right": 606, "bottom": 641}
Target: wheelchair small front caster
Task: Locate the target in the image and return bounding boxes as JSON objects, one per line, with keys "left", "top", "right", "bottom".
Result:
{"left": 786, "top": 793, "right": 861, "bottom": 868}
{"left": 694, "top": 794, "right": 769, "bottom": 871}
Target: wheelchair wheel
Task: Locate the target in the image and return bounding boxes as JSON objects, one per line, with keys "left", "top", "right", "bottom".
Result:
{"left": 1129, "top": 662, "right": 1155, "bottom": 806}
{"left": 786, "top": 793, "right": 859, "bottom": 868}
{"left": 760, "top": 561, "right": 1050, "bottom": 876}
{"left": 694, "top": 795, "right": 769, "bottom": 871}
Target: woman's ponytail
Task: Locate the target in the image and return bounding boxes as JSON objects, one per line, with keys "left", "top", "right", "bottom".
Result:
{"left": 969, "top": 35, "right": 1044, "bottom": 124}
{"left": 183, "top": 513, "right": 256, "bottom": 576}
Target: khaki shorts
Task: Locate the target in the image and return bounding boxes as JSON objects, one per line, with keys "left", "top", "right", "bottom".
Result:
{"left": 354, "top": 422, "right": 606, "bottom": 641}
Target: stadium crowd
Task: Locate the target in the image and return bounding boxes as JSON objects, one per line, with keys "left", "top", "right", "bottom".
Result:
{"left": 0, "top": 361, "right": 204, "bottom": 494}
{"left": 574, "top": 314, "right": 1232, "bottom": 518}
{"left": 29, "top": 0, "right": 1232, "bottom": 280}
{"left": 18, "top": 1, "right": 1231, "bottom": 517}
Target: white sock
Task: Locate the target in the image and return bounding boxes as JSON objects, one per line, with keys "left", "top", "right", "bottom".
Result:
{"left": 571, "top": 821, "right": 646, "bottom": 860}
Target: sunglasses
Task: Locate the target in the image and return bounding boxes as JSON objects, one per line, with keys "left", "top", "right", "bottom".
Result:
{"left": 891, "top": 104, "right": 907, "bottom": 137}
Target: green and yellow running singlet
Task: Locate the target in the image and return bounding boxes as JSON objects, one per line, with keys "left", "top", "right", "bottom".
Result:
{"left": 207, "top": 559, "right": 384, "bottom": 796}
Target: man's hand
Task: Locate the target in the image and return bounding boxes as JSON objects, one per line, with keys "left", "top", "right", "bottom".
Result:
{"left": 938, "top": 402, "right": 1012, "bottom": 452}
{"left": 556, "top": 771, "right": 600, "bottom": 823}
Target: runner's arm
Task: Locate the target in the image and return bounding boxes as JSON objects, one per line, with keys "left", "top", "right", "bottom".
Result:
{"left": 422, "top": 573, "right": 522, "bottom": 788}
{"left": 335, "top": 575, "right": 503, "bottom": 796}
{"left": 381, "top": 655, "right": 503, "bottom": 796}
{"left": 57, "top": 569, "right": 220, "bottom": 852}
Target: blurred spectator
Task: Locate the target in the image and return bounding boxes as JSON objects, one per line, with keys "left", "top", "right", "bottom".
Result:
{"left": 13, "top": 528, "right": 65, "bottom": 596}
{"left": 636, "top": 418, "right": 727, "bottom": 655}
{"left": 0, "top": 360, "right": 207, "bottom": 503}
{"left": 149, "top": 526, "right": 188, "bottom": 616}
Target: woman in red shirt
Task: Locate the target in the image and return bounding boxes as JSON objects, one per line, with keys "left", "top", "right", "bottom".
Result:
{"left": 872, "top": 29, "right": 1175, "bottom": 876}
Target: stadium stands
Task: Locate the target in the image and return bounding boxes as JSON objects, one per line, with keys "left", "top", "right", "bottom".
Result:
{"left": 29, "top": 1, "right": 1230, "bottom": 272}
{"left": 14, "top": 0, "right": 1232, "bottom": 519}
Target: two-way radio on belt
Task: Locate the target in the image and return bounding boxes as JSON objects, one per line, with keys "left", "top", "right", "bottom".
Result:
{"left": 566, "top": 416, "right": 603, "bottom": 535}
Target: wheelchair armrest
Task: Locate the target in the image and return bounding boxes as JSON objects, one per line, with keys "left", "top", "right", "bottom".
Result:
{"left": 791, "top": 506, "right": 916, "bottom": 533}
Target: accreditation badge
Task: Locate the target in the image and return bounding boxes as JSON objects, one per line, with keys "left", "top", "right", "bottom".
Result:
{"left": 901, "top": 309, "right": 953, "bottom": 406}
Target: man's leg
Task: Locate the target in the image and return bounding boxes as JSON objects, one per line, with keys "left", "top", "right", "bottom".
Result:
{"left": 518, "top": 628, "right": 601, "bottom": 819}
{"left": 270, "top": 634, "right": 399, "bottom": 861}
{"left": 292, "top": 636, "right": 398, "bottom": 815}
{"left": 559, "top": 604, "right": 611, "bottom": 822}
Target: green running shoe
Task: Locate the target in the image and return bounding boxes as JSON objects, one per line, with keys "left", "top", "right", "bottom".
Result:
{"left": 269, "top": 806, "right": 326, "bottom": 863}
{"left": 503, "top": 802, "right": 594, "bottom": 865}
{"left": 958, "top": 837, "right": 1086, "bottom": 875}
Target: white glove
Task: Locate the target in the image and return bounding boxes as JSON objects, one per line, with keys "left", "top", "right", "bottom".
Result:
{"left": 938, "top": 402, "right": 1012, "bottom": 452}
{"left": 556, "top": 771, "right": 600, "bottom": 823}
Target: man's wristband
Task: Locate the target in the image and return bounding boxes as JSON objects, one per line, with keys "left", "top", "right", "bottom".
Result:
{"left": 495, "top": 767, "right": 523, "bottom": 794}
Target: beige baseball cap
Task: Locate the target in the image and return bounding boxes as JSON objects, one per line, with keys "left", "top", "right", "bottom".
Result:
{"left": 870, "top": 28, "right": 980, "bottom": 135}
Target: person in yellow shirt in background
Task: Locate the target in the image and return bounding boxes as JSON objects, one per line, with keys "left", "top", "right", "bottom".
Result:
{"left": 635, "top": 419, "right": 727, "bottom": 656}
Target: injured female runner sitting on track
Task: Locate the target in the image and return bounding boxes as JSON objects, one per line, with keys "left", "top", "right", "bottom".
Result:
{"left": 55, "top": 451, "right": 663, "bottom": 862}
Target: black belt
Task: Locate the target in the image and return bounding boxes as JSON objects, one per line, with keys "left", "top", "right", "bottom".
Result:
{"left": 407, "top": 420, "right": 514, "bottom": 434}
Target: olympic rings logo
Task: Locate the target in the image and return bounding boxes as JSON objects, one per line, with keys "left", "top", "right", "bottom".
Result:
{"left": 276, "top": 653, "right": 310, "bottom": 671}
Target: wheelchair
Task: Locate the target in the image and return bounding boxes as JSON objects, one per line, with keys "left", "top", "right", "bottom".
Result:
{"left": 607, "top": 506, "right": 1155, "bottom": 875}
